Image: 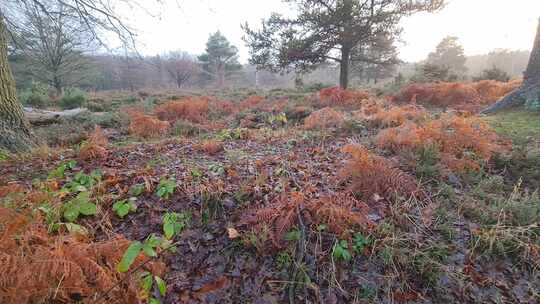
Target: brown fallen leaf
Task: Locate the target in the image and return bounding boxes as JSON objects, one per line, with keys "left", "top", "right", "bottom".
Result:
{"left": 194, "top": 276, "right": 229, "bottom": 299}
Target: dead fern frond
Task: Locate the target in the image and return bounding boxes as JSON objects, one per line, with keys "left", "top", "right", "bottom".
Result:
{"left": 303, "top": 107, "right": 345, "bottom": 130}
{"left": 340, "top": 144, "right": 421, "bottom": 201}
{"left": 0, "top": 207, "right": 165, "bottom": 304}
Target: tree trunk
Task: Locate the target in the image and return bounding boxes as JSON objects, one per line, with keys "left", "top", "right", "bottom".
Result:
{"left": 339, "top": 46, "right": 351, "bottom": 89}
{"left": 0, "top": 15, "right": 37, "bottom": 152}
{"left": 482, "top": 18, "right": 540, "bottom": 114}
{"left": 217, "top": 65, "right": 225, "bottom": 88}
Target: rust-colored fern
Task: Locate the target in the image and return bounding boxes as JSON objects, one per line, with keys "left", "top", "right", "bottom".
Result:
{"left": 79, "top": 125, "right": 108, "bottom": 161}
{"left": 0, "top": 207, "right": 165, "bottom": 304}
{"left": 303, "top": 107, "right": 345, "bottom": 130}
{"left": 340, "top": 144, "right": 421, "bottom": 201}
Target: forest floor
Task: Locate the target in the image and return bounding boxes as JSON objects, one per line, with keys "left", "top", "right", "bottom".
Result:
{"left": 1, "top": 84, "right": 539, "bottom": 303}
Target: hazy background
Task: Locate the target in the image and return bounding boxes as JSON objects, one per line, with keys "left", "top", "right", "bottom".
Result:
{"left": 129, "top": 0, "right": 540, "bottom": 63}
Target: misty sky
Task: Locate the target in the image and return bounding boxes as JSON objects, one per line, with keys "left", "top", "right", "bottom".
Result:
{"left": 128, "top": 0, "right": 540, "bottom": 63}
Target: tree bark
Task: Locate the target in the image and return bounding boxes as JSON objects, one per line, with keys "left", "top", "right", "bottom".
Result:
{"left": 0, "top": 15, "right": 37, "bottom": 152}
{"left": 482, "top": 18, "right": 540, "bottom": 114}
{"left": 340, "top": 46, "right": 351, "bottom": 89}
{"left": 217, "top": 65, "right": 225, "bottom": 88}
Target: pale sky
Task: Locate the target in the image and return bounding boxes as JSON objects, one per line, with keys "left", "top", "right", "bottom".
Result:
{"left": 127, "top": 0, "right": 540, "bottom": 63}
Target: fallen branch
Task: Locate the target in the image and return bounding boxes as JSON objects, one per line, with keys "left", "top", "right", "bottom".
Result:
{"left": 24, "top": 107, "right": 88, "bottom": 125}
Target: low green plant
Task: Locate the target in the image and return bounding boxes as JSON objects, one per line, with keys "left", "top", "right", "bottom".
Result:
{"left": 113, "top": 199, "right": 138, "bottom": 218}
{"left": 48, "top": 160, "right": 77, "bottom": 179}
{"left": 156, "top": 179, "right": 176, "bottom": 199}
{"left": 117, "top": 234, "right": 174, "bottom": 273}
{"left": 525, "top": 96, "right": 540, "bottom": 111}
{"left": 208, "top": 163, "right": 225, "bottom": 176}
{"left": 332, "top": 240, "right": 352, "bottom": 262}
{"left": 358, "top": 285, "right": 377, "bottom": 300}
{"left": 60, "top": 87, "right": 87, "bottom": 109}
{"left": 0, "top": 149, "right": 8, "bottom": 162}
{"left": 130, "top": 183, "right": 146, "bottom": 196}
{"left": 162, "top": 212, "right": 191, "bottom": 239}
{"left": 64, "top": 170, "right": 102, "bottom": 192}
{"left": 19, "top": 82, "right": 50, "bottom": 108}
{"left": 171, "top": 120, "right": 201, "bottom": 137}
{"left": 276, "top": 251, "right": 292, "bottom": 269}
{"left": 139, "top": 271, "right": 167, "bottom": 303}
{"left": 352, "top": 233, "right": 371, "bottom": 254}
{"left": 284, "top": 229, "right": 301, "bottom": 241}
{"left": 63, "top": 191, "right": 97, "bottom": 222}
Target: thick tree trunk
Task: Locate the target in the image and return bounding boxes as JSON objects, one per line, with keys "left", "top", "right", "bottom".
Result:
{"left": 339, "top": 46, "right": 351, "bottom": 89}
{"left": 482, "top": 18, "right": 540, "bottom": 114}
{"left": 0, "top": 15, "right": 37, "bottom": 152}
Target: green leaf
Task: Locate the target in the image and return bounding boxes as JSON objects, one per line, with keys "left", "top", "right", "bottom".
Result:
{"left": 79, "top": 202, "right": 97, "bottom": 215}
{"left": 332, "top": 240, "right": 352, "bottom": 262}
{"left": 145, "top": 234, "right": 162, "bottom": 247}
{"left": 113, "top": 200, "right": 137, "bottom": 218}
{"left": 353, "top": 234, "right": 370, "bottom": 254}
{"left": 117, "top": 241, "right": 143, "bottom": 273}
{"left": 63, "top": 204, "right": 80, "bottom": 222}
{"left": 142, "top": 243, "right": 157, "bottom": 257}
{"left": 156, "top": 179, "right": 176, "bottom": 199}
{"left": 284, "top": 229, "right": 301, "bottom": 241}
{"left": 163, "top": 221, "right": 175, "bottom": 239}
{"left": 140, "top": 273, "right": 153, "bottom": 293}
{"left": 149, "top": 298, "right": 161, "bottom": 304}
{"left": 130, "top": 184, "right": 146, "bottom": 196}
{"left": 154, "top": 276, "right": 167, "bottom": 296}
{"left": 162, "top": 212, "right": 190, "bottom": 240}
{"left": 66, "top": 160, "right": 77, "bottom": 169}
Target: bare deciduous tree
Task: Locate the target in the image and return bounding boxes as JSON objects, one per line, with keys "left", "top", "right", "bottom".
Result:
{"left": 163, "top": 51, "right": 199, "bottom": 88}
{"left": 12, "top": 2, "right": 96, "bottom": 95}
{"left": 0, "top": 0, "right": 148, "bottom": 152}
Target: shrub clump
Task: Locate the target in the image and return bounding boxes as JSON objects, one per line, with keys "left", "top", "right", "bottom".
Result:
{"left": 370, "top": 104, "right": 428, "bottom": 127}
{"left": 0, "top": 207, "right": 165, "bottom": 303}
{"left": 376, "top": 114, "right": 509, "bottom": 172}
{"left": 128, "top": 110, "right": 170, "bottom": 138}
{"left": 79, "top": 125, "right": 108, "bottom": 161}
{"left": 318, "top": 87, "right": 371, "bottom": 107}
{"left": 154, "top": 98, "right": 209, "bottom": 123}
{"left": 244, "top": 191, "right": 374, "bottom": 247}
{"left": 303, "top": 107, "right": 344, "bottom": 130}
{"left": 392, "top": 80, "right": 520, "bottom": 113}
{"left": 340, "top": 144, "right": 421, "bottom": 201}
{"left": 19, "top": 82, "right": 50, "bottom": 108}
{"left": 60, "top": 88, "right": 87, "bottom": 110}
